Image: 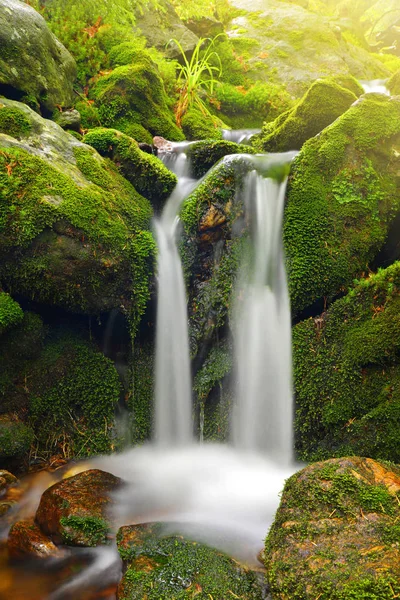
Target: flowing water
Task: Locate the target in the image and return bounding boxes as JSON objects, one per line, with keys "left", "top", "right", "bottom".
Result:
{"left": 222, "top": 128, "right": 261, "bottom": 144}
{"left": 1, "top": 144, "right": 299, "bottom": 598}
{"left": 360, "top": 79, "right": 390, "bottom": 95}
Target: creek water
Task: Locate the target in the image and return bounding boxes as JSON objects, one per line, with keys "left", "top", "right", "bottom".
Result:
{"left": 222, "top": 128, "right": 261, "bottom": 144}
{"left": 360, "top": 79, "right": 390, "bottom": 95}
{"left": 0, "top": 138, "right": 298, "bottom": 599}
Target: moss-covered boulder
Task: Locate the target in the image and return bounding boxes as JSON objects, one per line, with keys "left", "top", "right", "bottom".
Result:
{"left": 257, "top": 79, "right": 357, "bottom": 152}
{"left": 181, "top": 108, "right": 223, "bottom": 142}
{"left": 265, "top": 457, "right": 400, "bottom": 599}
{"left": 0, "top": 0, "right": 76, "bottom": 113}
{"left": 0, "top": 293, "right": 23, "bottom": 336}
{"left": 187, "top": 140, "right": 256, "bottom": 179}
{"left": 83, "top": 128, "right": 177, "bottom": 207}
{"left": 8, "top": 519, "right": 62, "bottom": 559}
{"left": 284, "top": 93, "right": 400, "bottom": 315}
{"left": 0, "top": 99, "right": 155, "bottom": 324}
{"left": 35, "top": 469, "right": 122, "bottom": 547}
{"left": 294, "top": 262, "right": 400, "bottom": 462}
{"left": 89, "top": 58, "right": 184, "bottom": 142}
{"left": 0, "top": 415, "right": 34, "bottom": 461}
{"left": 116, "top": 523, "right": 266, "bottom": 599}
{"left": 388, "top": 69, "right": 400, "bottom": 95}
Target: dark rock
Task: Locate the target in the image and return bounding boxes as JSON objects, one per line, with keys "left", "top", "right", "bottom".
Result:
{"left": 8, "top": 519, "right": 62, "bottom": 559}
{"left": 265, "top": 457, "right": 400, "bottom": 598}
{"left": 0, "top": 0, "right": 76, "bottom": 113}
{"left": 138, "top": 143, "right": 154, "bottom": 155}
{"left": 55, "top": 109, "right": 81, "bottom": 132}
{"left": 35, "top": 469, "right": 123, "bottom": 547}
{"left": 185, "top": 16, "right": 224, "bottom": 38}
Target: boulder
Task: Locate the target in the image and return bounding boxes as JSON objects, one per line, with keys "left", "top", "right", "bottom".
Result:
{"left": 265, "top": 457, "right": 400, "bottom": 598}
{"left": 256, "top": 79, "right": 357, "bottom": 152}
{"left": 89, "top": 56, "right": 184, "bottom": 142}
{"left": 0, "top": 0, "right": 76, "bottom": 113}
{"left": 181, "top": 108, "right": 224, "bottom": 141}
{"left": 35, "top": 469, "right": 122, "bottom": 546}
{"left": 83, "top": 128, "right": 177, "bottom": 207}
{"left": 0, "top": 414, "right": 33, "bottom": 461}
{"left": 54, "top": 109, "right": 81, "bottom": 132}
{"left": 8, "top": 519, "right": 62, "bottom": 559}
{"left": 187, "top": 140, "right": 256, "bottom": 179}
{"left": 117, "top": 522, "right": 267, "bottom": 599}
{"left": 284, "top": 93, "right": 400, "bottom": 315}
{"left": 294, "top": 262, "right": 400, "bottom": 462}
{"left": 0, "top": 98, "right": 155, "bottom": 324}
{"left": 184, "top": 16, "right": 224, "bottom": 38}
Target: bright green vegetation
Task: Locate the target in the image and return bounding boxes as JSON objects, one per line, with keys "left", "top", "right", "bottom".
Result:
{"left": 181, "top": 108, "right": 224, "bottom": 141}
{"left": 171, "top": 0, "right": 232, "bottom": 24}
{"left": 0, "top": 105, "right": 32, "bottom": 138}
{"left": 83, "top": 128, "right": 177, "bottom": 206}
{"left": 187, "top": 140, "right": 256, "bottom": 178}
{"left": 265, "top": 457, "right": 400, "bottom": 599}
{"left": 284, "top": 93, "right": 400, "bottom": 315}
{"left": 89, "top": 58, "right": 184, "bottom": 141}
{"left": 388, "top": 68, "right": 400, "bottom": 95}
{"left": 117, "top": 523, "right": 264, "bottom": 599}
{"left": 0, "top": 293, "right": 23, "bottom": 336}
{"left": 129, "top": 342, "right": 154, "bottom": 444}
{"left": 255, "top": 79, "right": 357, "bottom": 152}
{"left": 294, "top": 262, "right": 400, "bottom": 462}
{"left": 60, "top": 515, "right": 110, "bottom": 546}
{"left": 0, "top": 416, "right": 34, "bottom": 460}
{"left": 0, "top": 100, "right": 156, "bottom": 330}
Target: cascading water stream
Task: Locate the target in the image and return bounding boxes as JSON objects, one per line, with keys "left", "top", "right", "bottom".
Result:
{"left": 222, "top": 128, "right": 261, "bottom": 144}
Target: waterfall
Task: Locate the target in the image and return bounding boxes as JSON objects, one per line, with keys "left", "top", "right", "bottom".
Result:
{"left": 153, "top": 143, "right": 197, "bottom": 447}
{"left": 231, "top": 154, "right": 296, "bottom": 463}
{"left": 222, "top": 129, "right": 261, "bottom": 144}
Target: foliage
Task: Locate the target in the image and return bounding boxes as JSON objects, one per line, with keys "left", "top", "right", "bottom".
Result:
{"left": 0, "top": 293, "right": 24, "bottom": 336}
{"left": 170, "top": 0, "right": 233, "bottom": 25}
{"left": 168, "top": 36, "right": 223, "bottom": 127}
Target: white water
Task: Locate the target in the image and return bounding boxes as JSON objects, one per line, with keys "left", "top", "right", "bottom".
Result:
{"left": 222, "top": 128, "right": 261, "bottom": 144}
{"left": 232, "top": 155, "right": 295, "bottom": 463}
{"left": 360, "top": 79, "right": 390, "bottom": 95}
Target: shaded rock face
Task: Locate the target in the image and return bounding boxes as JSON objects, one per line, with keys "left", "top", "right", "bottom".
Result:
{"left": 134, "top": 0, "right": 199, "bottom": 58}
{"left": 117, "top": 522, "right": 267, "bottom": 600}
{"left": 0, "top": 0, "right": 76, "bottom": 113}
{"left": 257, "top": 79, "right": 357, "bottom": 152}
{"left": 265, "top": 457, "right": 400, "bottom": 599}
{"left": 284, "top": 93, "right": 400, "bottom": 315}
{"left": 294, "top": 262, "right": 400, "bottom": 463}
{"left": 8, "top": 519, "right": 62, "bottom": 559}
{"left": 0, "top": 98, "right": 155, "bottom": 321}
{"left": 228, "top": 0, "right": 389, "bottom": 95}
{"left": 35, "top": 469, "right": 122, "bottom": 546}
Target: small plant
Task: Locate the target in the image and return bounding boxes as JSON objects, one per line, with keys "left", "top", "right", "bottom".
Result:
{"left": 167, "top": 36, "right": 223, "bottom": 126}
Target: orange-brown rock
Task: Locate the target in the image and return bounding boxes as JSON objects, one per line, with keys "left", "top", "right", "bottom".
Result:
{"left": 199, "top": 205, "right": 227, "bottom": 232}
{"left": 35, "top": 469, "right": 123, "bottom": 547}
{"left": 265, "top": 457, "right": 400, "bottom": 599}
{"left": 8, "top": 519, "right": 62, "bottom": 559}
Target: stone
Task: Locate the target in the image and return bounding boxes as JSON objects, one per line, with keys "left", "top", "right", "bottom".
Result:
{"left": 184, "top": 16, "right": 224, "bottom": 38}
{"left": 265, "top": 457, "right": 400, "bottom": 598}
{"left": 117, "top": 522, "right": 267, "bottom": 599}
{"left": 35, "top": 469, "right": 123, "bottom": 546}
{"left": 55, "top": 109, "right": 81, "bottom": 132}
{"left": 8, "top": 519, "right": 62, "bottom": 559}
{"left": 0, "top": 0, "right": 76, "bottom": 113}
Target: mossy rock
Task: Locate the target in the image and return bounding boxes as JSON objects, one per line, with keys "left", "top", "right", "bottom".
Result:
{"left": 181, "top": 108, "right": 223, "bottom": 142}
{"left": 0, "top": 415, "right": 34, "bottom": 461}
{"left": 0, "top": 0, "right": 76, "bottom": 113}
{"left": 187, "top": 140, "right": 256, "bottom": 179}
{"left": 129, "top": 341, "right": 154, "bottom": 444}
{"left": 388, "top": 69, "right": 400, "bottom": 95}
{"left": 116, "top": 522, "right": 266, "bottom": 599}
{"left": 83, "top": 128, "right": 177, "bottom": 207}
{"left": 265, "top": 457, "right": 400, "bottom": 599}
{"left": 89, "top": 59, "right": 184, "bottom": 142}
{"left": 0, "top": 293, "right": 23, "bottom": 336}
{"left": 284, "top": 93, "right": 400, "bottom": 315}
{"left": 0, "top": 99, "right": 155, "bottom": 327}
{"left": 257, "top": 79, "right": 357, "bottom": 152}
{"left": 294, "top": 262, "right": 400, "bottom": 462}
{"left": 35, "top": 469, "right": 123, "bottom": 546}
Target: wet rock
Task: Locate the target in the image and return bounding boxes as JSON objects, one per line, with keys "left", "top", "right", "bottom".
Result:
{"left": 0, "top": 470, "right": 17, "bottom": 490}
{"left": 55, "top": 109, "right": 81, "bottom": 132}
{"left": 138, "top": 143, "right": 154, "bottom": 155}
{"left": 188, "top": 139, "right": 256, "bottom": 179}
{"left": 265, "top": 457, "right": 400, "bottom": 598}
{"left": 8, "top": 519, "right": 62, "bottom": 559}
{"left": 117, "top": 522, "right": 267, "bottom": 599}
{"left": 0, "top": 0, "right": 76, "bottom": 113}
{"left": 35, "top": 469, "right": 123, "bottom": 547}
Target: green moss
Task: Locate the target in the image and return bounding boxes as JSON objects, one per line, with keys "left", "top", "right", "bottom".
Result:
{"left": 117, "top": 524, "right": 263, "bottom": 599}
{"left": 284, "top": 94, "right": 400, "bottom": 315}
{"left": 0, "top": 293, "right": 23, "bottom": 335}
{"left": 294, "top": 263, "right": 400, "bottom": 462}
{"left": 0, "top": 416, "right": 34, "bottom": 460}
{"left": 257, "top": 79, "right": 357, "bottom": 152}
{"left": 388, "top": 69, "right": 400, "bottom": 95}
{"left": 83, "top": 128, "right": 177, "bottom": 205}
{"left": 181, "top": 108, "right": 223, "bottom": 141}
{"left": 60, "top": 515, "right": 109, "bottom": 546}
{"left": 90, "top": 61, "right": 184, "bottom": 141}
{"left": 187, "top": 140, "right": 256, "bottom": 179}
{"left": 0, "top": 105, "right": 32, "bottom": 138}
{"left": 129, "top": 341, "right": 154, "bottom": 443}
